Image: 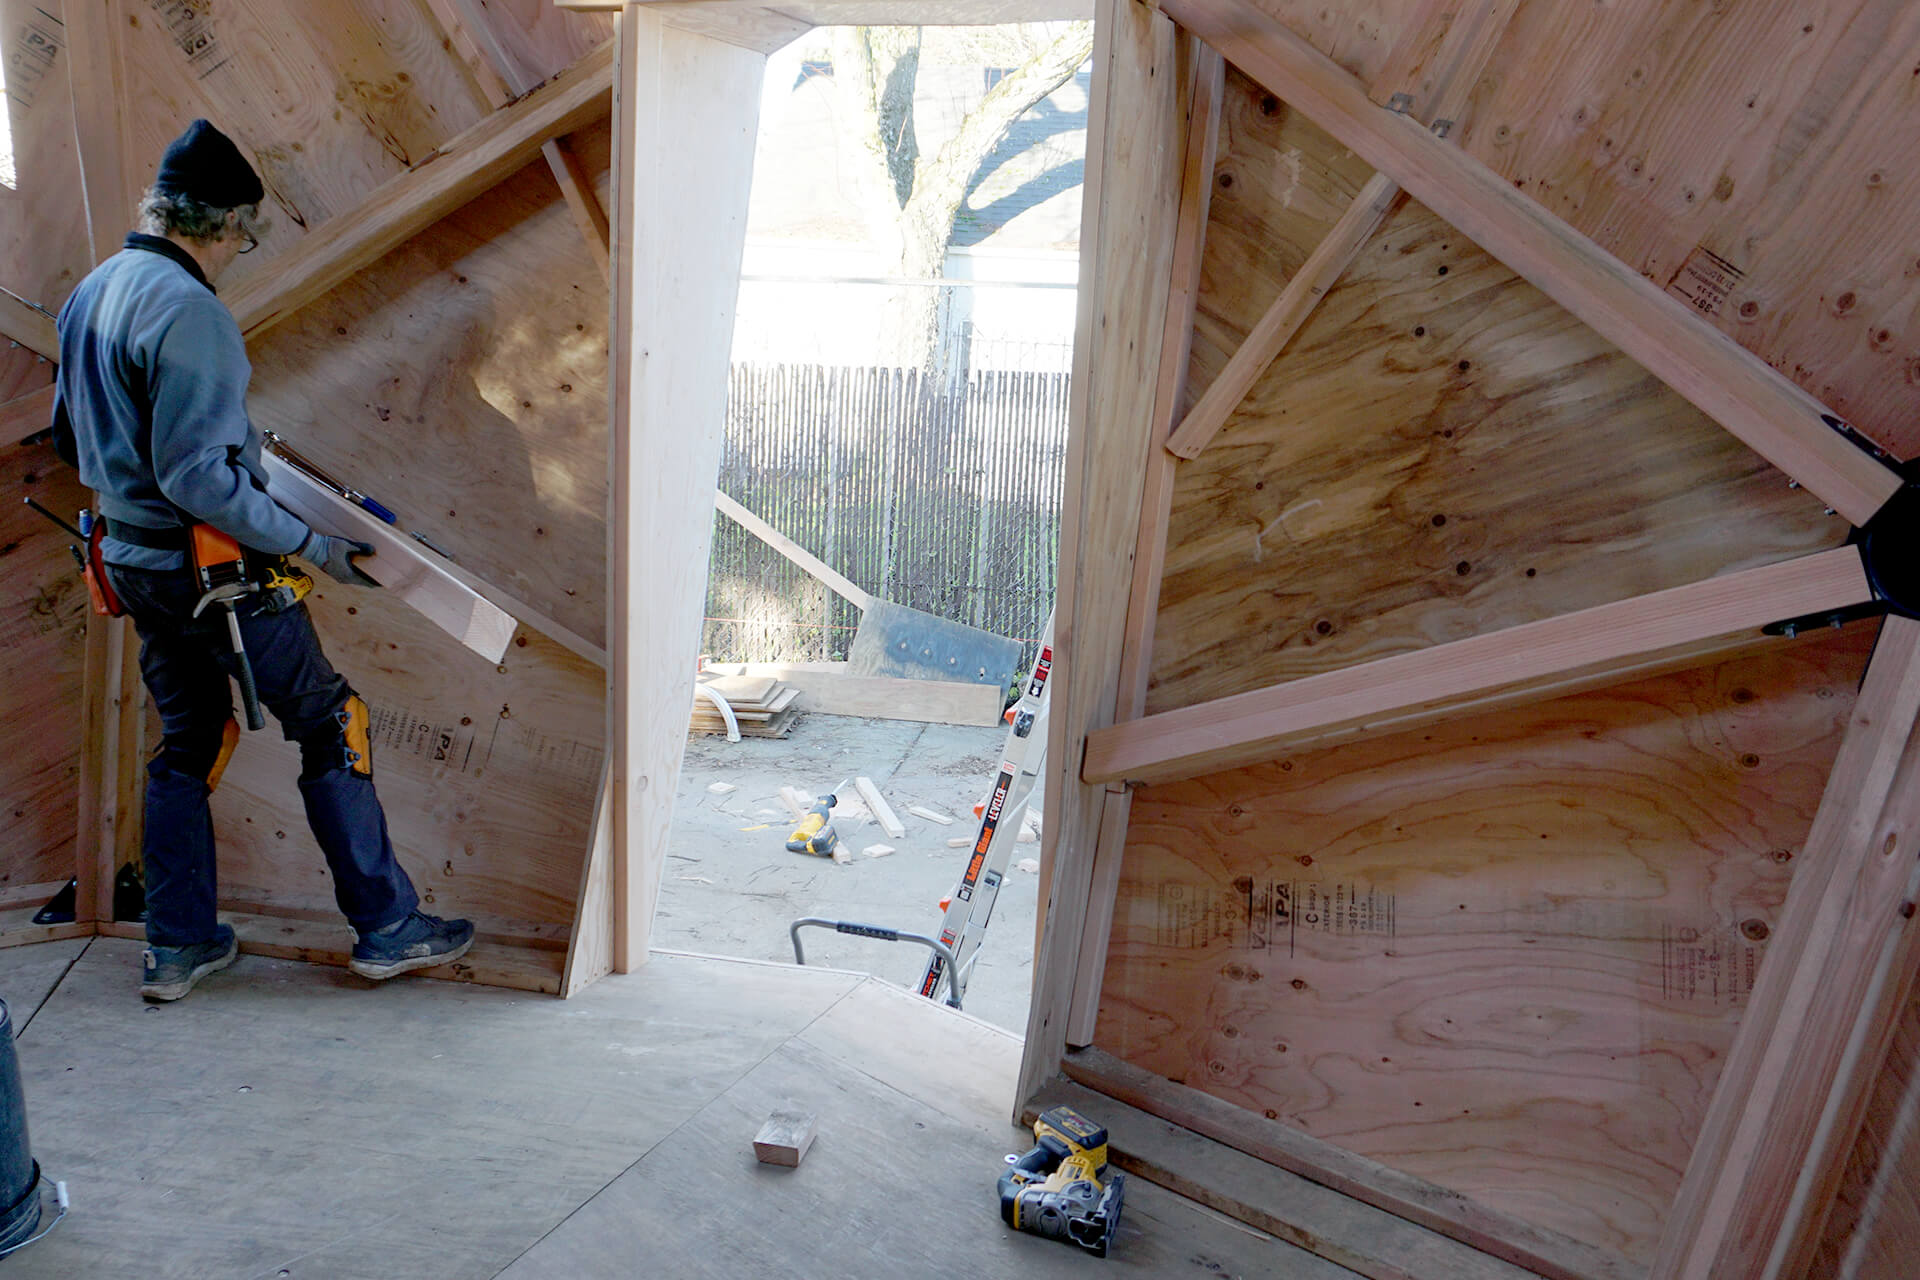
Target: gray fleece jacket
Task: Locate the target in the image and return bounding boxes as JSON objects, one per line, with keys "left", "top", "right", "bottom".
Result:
{"left": 54, "top": 234, "right": 312, "bottom": 569}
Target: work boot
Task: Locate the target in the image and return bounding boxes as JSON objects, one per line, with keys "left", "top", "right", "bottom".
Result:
{"left": 348, "top": 911, "right": 474, "bottom": 980}
{"left": 141, "top": 924, "right": 239, "bottom": 1002}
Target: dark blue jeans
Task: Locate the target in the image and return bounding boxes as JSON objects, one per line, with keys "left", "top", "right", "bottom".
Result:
{"left": 107, "top": 563, "right": 419, "bottom": 948}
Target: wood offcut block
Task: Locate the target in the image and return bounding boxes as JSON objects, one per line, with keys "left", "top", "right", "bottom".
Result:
{"left": 753, "top": 1109, "right": 818, "bottom": 1167}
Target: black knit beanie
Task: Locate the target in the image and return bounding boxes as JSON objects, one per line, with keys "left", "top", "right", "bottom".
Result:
{"left": 153, "top": 119, "right": 264, "bottom": 208}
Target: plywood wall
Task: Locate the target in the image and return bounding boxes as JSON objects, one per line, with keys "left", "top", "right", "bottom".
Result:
{"left": 1150, "top": 69, "right": 1849, "bottom": 715}
{"left": 1238, "top": 0, "right": 1920, "bottom": 460}
{"left": 0, "top": 441, "right": 89, "bottom": 892}
{"left": 1094, "top": 1, "right": 1920, "bottom": 1268}
{"left": 1101, "top": 624, "right": 1874, "bottom": 1262}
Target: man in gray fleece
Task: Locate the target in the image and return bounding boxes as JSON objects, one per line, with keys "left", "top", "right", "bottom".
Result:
{"left": 54, "top": 119, "right": 473, "bottom": 1000}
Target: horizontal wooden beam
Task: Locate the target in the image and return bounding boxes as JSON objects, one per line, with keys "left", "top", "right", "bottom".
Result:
{"left": 1083, "top": 546, "right": 1874, "bottom": 786}
{"left": 714, "top": 489, "right": 873, "bottom": 610}
{"left": 0, "top": 385, "right": 56, "bottom": 449}
{"left": 262, "top": 454, "right": 518, "bottom": 663}
{"left": 224, "top": 40, "right": 615, "bottom": 339}
{"left": 0, "top": 289, "right": 60, "bottom": 362}
{"left": 1159, "top": 0, "right": 1903, "bottom": 527}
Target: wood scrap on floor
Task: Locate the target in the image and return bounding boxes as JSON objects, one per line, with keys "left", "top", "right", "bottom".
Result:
{"left": 907, "top": 805, "right": 955, "bottom": 825}
{"left": 753, "top": 1108, "right": 819, "bottom": 1167}
{"left": 854, "top": 777, "right": 907, "bottom": 839}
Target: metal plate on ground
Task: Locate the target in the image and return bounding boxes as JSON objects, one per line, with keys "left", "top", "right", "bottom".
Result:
{"left": 845, "top": 600, "right": 1022, "bottom": 692}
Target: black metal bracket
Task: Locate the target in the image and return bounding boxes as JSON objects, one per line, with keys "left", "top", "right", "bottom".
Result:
{"left": 1859, "top": 476, "right": 1920, "bottom": 620}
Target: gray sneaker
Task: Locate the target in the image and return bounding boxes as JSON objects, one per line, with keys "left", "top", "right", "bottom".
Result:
{"left": 141, "top": 924, "right": 239, "bottom": 1002}
{"left": 348, "top": 911, "right": 474, "bottom": 980}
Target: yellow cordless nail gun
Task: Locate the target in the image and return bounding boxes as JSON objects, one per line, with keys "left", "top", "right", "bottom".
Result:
{"left": 999, "top": 1105, "right": 1125, "bottom": 1257}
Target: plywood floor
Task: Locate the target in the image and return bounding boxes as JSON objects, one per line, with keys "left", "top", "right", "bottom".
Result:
{"left": 0, "top": 940, "right": 1326, "bottom": 1279}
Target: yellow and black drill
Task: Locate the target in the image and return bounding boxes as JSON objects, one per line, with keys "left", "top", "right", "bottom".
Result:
{"left": 785, "top": 781, "right": 846, "bottom": 858}
{"left": 999, "top": 1105, "right": 1125, "bottom": 1257}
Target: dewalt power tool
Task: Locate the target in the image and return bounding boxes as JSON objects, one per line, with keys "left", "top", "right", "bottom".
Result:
{"left": 785, "top": 781, "right": 847, "bottom": 858}
{"left": 999, "top": 1105, "right": 1125, "bottom": 1257}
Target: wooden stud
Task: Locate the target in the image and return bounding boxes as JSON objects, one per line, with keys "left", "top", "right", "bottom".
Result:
{"left": 64, "top": 0, "right": 145, "bottom": 927}
{"left": 1017, "top": 0, "right": 1187, "bottom": 1115}
{"left": 1651, "top": 616, "right": 1920, "bottom": 1278}
{"left": 1114, "top": 40, "right": 1224, "bottom": 719}
{"left": 1158, "top": 0, "right": 1903, "bottom": 527}
{"left": 60, "top": 0, "right": 134, "bottom": 271}
{"left": 1068, "top": 33, "right": 1224, "bottom": 1048}
{"left": 607, "top": 6, "right": 766, "bottom": 973}
{"left": 1085, "top": 545, "right": 1873, "bottom": 787}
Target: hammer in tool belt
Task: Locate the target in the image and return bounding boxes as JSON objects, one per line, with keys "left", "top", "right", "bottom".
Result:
{"left": 190, "top": 525, "right": 266, "bottom": 731}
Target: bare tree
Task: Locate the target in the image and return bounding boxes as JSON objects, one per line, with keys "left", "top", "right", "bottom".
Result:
{"left": 826, "top": 23, "right": 1094, "bottom": 369}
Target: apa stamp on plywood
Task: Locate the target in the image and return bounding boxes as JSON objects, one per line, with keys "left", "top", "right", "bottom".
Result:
{"left": 1668, "top": 245, "right": 1747, "bottom": 318}
{"left": 146, "top": 0, "right": 229, "bottom": 79}
{"left": 1155, "top": 879, "right": 1396, "bottom": 955}
{"left": 5, "top": 8, "right": 63, "bottom": 110}
{"left": 1661, "top": 924, "right": 1761, "bottom": 1008}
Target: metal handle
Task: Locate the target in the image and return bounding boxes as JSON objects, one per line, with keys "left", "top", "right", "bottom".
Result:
{"left": 788, "top": 917, "right": 963, "bottom": 1008}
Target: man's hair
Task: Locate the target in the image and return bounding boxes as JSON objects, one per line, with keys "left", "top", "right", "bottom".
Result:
{"left": 136, "top": 184, "right": 268, "bottom": 245}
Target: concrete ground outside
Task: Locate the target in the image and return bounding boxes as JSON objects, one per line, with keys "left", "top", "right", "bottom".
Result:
{"left": 661, "top": 712, "right": 1041, "bottom": 1033}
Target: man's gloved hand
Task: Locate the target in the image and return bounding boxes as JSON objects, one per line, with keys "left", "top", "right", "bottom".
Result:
{"left": 301, "top": 532, "right": 379, "bottom": 587}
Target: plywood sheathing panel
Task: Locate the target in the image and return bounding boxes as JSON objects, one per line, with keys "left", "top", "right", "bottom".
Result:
{"left": 1464, "top": 0, "right": 1920, "bottom": 459}
{"left": 0, "top": 441, "right": 89, "bottom": 890}
{"left": 1232, "top": 0, "right": 1920, "bottom": 460}
{"left": 440, "top": 0, "right": 614, "bottom": 88}
{"left": 246, "top": 150, "right": 612, "bottom": 647}
{"left": 0, "top": 0, "right": 93, "bottom": 320}
{"left": 1148, "top": 74, "right": 1847, "bottom": 716}
{"left": 113, "top": 0, "right": 488, "bottom": 277}
{"left": 208, "top": 583, "right": 603, "bottom": 941}
{"left": 1096, "top": 623, "right": 1875, "bottom": 1264}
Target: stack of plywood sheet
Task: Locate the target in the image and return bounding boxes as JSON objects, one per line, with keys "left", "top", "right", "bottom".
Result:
{"left": 690, "top": 672, "right": 799, "bottom": 738}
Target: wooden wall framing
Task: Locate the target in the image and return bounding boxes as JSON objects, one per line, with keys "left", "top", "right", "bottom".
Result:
{"left": 1019, "top": 2, "right": 1920, "bottom": 1278}
{"left": 10, "top": 0, "right": 1920, "bottom": 1272}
